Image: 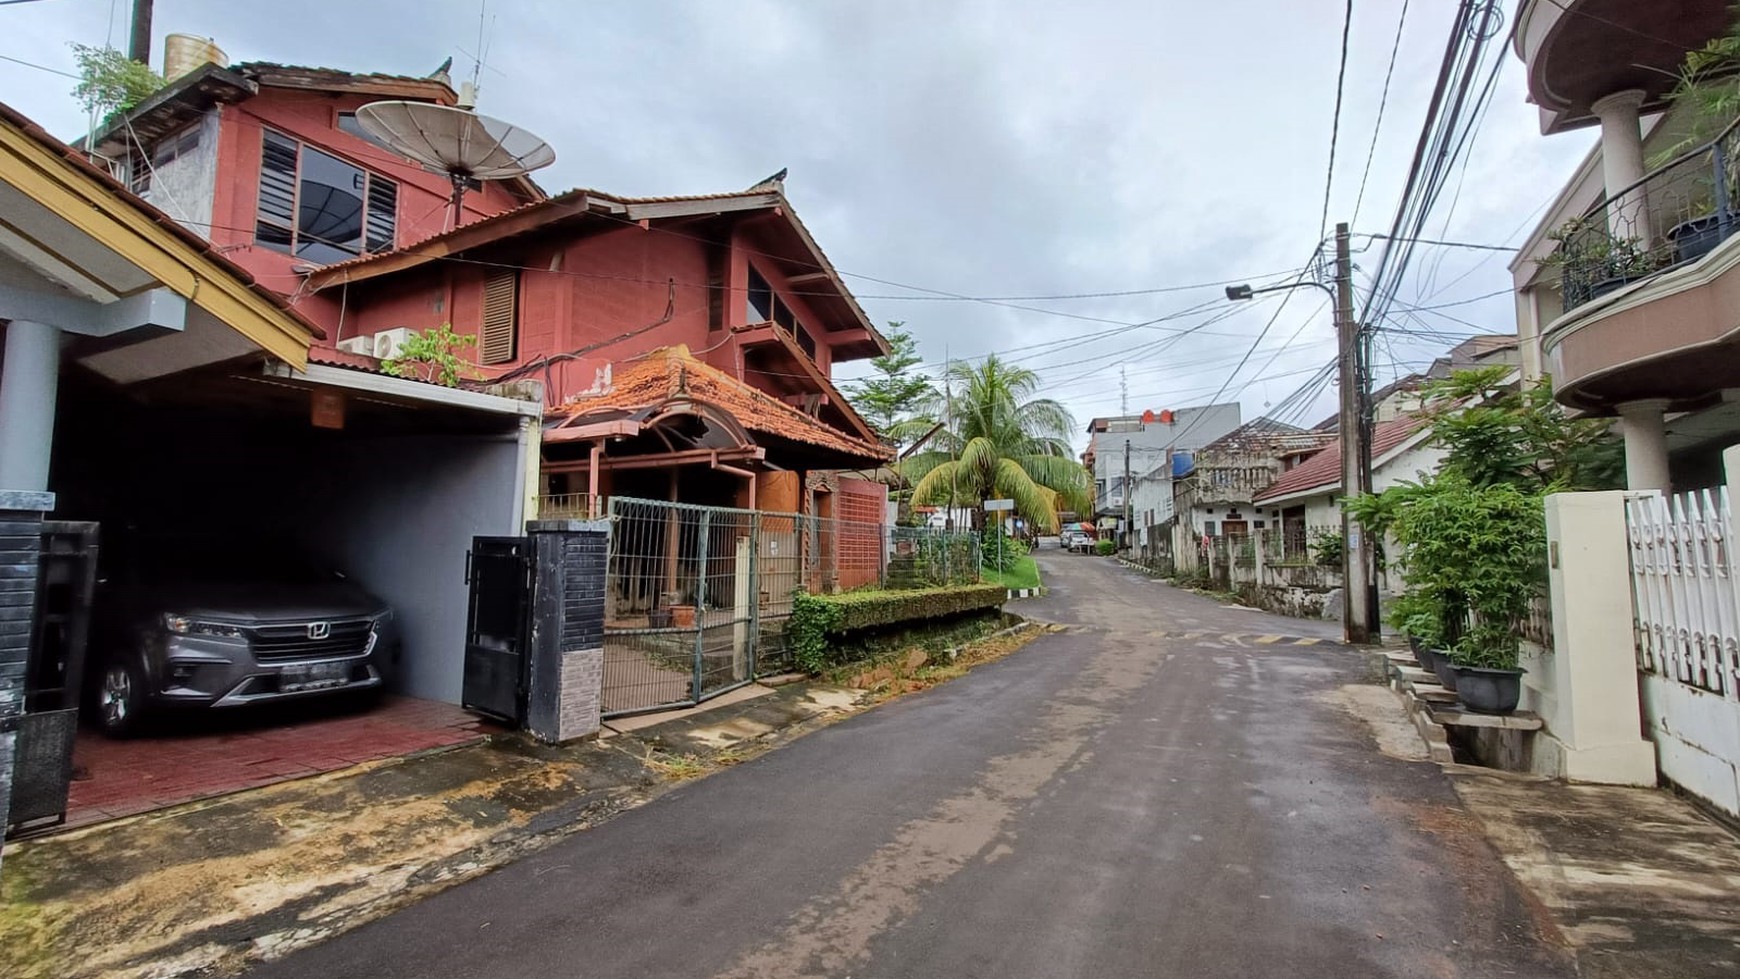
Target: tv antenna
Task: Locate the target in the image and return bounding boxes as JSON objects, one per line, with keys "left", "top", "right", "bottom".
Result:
{"left": 355, "top": 99, "right": 555, "bottom": 230}
{"left": 357, "top": 4, "right": 552, "bottom": 230}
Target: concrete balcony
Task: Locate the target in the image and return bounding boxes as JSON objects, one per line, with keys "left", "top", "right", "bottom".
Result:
{"left": 1514, "top": 0, "right": 1729, "bottom": 135}
{"left": 1541, "top": 119, "right": 1740, "bottom": 418}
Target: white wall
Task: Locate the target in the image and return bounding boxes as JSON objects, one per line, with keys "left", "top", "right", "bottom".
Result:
{"left": 1640, "top": 675, "right": 1740, "bottom": 815}
{"left": 1375, "top": 441, "right": 1446, "bottom": 492}
{"left": 138, "top": 110, "right": 219, "bottom": 234}
{"left": 293, "top": 434, "right": 527, "bottom": 703}
{"left": 1092, "top": 404, "right": 1243, "bottom": 492}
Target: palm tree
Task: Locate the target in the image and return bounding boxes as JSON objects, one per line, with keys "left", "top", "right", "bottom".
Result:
{"left": 895, "top": 355, "right": 1091, "bottom": 534}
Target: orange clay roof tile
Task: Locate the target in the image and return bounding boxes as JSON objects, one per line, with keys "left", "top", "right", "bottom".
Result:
{"left": 553, "top": 346, "right": 890, "bottom": 462}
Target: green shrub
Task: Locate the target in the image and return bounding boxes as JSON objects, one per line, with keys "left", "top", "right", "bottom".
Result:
{"left": 1094, "top": 539, "right": 1115, "bottom": 556}
{"left": 979, "top": 530, "right": 1029, "bottom": 572}
{"left": 787, "top": 584, "right": 1007, "bottom": 674}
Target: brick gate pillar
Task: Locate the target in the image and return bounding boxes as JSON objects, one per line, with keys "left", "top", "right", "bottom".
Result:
{"left": 0, "top": 490, "right": 52, "bottom": 876}
{"left": 523, "top": 520, "right": 608, "bottom": 743}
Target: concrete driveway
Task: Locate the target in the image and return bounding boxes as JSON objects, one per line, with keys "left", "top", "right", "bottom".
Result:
{"left": 248, "top": 551, "right": 1573, "bottom": 978}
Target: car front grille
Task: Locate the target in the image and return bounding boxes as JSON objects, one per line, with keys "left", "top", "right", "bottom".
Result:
{"left": 248, "top": 619, "right": 374, "bottom": 661}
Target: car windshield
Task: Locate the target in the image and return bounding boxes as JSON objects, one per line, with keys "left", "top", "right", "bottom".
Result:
{"left": 133, "top": 537, "right": 339, "bottom": 585}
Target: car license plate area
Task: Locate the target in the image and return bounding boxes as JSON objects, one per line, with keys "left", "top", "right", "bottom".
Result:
{"left": 279, "top": 662, "right": 350, "bottom": 692}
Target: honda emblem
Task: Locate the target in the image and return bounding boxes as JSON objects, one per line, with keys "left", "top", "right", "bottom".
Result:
{"left": 307, "top": 621, "right": 331, "bottom": 640}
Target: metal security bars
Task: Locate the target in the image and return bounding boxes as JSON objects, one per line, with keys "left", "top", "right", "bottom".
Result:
{"left": 600, "top": 497, "right": 979, "bottom": 716}
{"left": 1556, "top": 116, "right": 1740, "bottom": 312}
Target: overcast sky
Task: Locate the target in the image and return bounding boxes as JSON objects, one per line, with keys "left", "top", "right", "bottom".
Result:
{"left": 0, "top": 0, "right": 1593, "bottom": 448}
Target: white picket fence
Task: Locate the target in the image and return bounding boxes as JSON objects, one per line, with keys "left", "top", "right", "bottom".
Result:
{"left": 1625, "top": 490, "right": 1740, "bottom": 698}
{"left": 1624, "top": 489, "right": 1740, "bottom": 819}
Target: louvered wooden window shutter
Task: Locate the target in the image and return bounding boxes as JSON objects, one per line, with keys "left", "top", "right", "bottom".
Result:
{"left": 480, "top": 269, "right": 519, "bottom": 365}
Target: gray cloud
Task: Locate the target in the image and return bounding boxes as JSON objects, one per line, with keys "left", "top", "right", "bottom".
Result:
{"left": 0, "top": 0, "right": 1594, "bottom": 444}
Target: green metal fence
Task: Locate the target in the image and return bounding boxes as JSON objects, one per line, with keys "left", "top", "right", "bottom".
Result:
{"left": 600, "top": 497, "right": 979, "bottom": 716}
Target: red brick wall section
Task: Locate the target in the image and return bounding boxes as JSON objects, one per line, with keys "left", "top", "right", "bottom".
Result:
{"left": 208, "top": 92, "right": 525, "bottom": 335}
{"left": 834, "top": 478, "right": 888, "bottom": 590}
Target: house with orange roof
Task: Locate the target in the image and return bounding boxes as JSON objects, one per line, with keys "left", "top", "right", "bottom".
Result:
{"left": 91, "top": 39, "right": 894, "bottom": 523}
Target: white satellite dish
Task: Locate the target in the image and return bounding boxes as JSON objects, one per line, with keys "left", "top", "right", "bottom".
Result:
{"left": 355, "top": 99, "right": 556, "bottom": 228}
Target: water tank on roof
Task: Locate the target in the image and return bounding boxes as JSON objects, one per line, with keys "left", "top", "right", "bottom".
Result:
{"left": 163, "top": 34, "right": 228, "bottom": 81}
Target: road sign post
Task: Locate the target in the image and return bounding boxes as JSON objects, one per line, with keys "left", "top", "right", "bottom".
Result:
{"left": 984, "top": 499, "right": 1014, "bottom": 574}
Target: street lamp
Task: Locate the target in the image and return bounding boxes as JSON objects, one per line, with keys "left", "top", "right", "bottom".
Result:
{"left": 1224, "top": 281, "right": 1334, "bottom": 303}
{"left": 1223, "top": 248, "right": 1379, "bottom": 644}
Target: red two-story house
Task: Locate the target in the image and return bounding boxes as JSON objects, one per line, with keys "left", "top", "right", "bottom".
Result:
{"left": 90, "top": 53, "right": 892, "bottom": 525}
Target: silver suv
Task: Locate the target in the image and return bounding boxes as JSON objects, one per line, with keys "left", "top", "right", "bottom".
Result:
{"left": 91, "top": 536, "right": 396, "bottom": 736}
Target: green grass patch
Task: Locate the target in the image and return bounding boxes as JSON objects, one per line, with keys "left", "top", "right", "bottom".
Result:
{"left": 981, "top": 553, "right": 1041, "bottom": 591}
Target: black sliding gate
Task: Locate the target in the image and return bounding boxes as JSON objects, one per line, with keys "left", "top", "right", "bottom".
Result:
{"left": 461, "top": 537, "right": 532, "bottom": 724}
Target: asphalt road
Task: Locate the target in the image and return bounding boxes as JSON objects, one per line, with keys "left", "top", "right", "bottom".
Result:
{"left": 250, "top": 551, "right": 1573, "bottom": 978}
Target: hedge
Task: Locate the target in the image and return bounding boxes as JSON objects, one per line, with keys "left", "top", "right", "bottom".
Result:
{"left": 788, "top": 584, "right": 1008, "bottom": 673}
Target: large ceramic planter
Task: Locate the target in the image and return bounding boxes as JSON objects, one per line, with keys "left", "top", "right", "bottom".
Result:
{"left": 1407, "top": 636, "right": 1436, "bottom": 673}
{"left": 1431, "top": 652, "right": 1460, "bottom": 692}
{"left": 1453, "top": 666, "right": 1524, "bottom": 715}
{"left": 1587, "top": 274, "right": 1641, "bottom": 302}
{"left": 1668, "top": 214, "right": 1725, "bottom": 265}
{"left": 1414, "top": 644, "right": 1441, "bottom": 675}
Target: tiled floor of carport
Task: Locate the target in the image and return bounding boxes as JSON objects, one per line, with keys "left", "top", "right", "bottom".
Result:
{"left": 59, "top": 696, "right": 495, "bottom": 831}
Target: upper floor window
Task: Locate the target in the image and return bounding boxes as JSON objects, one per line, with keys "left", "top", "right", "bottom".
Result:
{"left": 128, "top": 126, "right": 201, "bottom": 197}
{"left": 747, "top": 264, "right": 820, "bottom": 358}
{"left": 256, "top": 129, "right": 397, "bottom": 264}
{"left": 746, "top": 266, "right": 774, "bottom": 323}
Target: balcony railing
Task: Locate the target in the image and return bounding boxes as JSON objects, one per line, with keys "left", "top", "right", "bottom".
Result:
{"left": 1554, "top": 116, "right": 1740, "bottom": 312}
{"left": 1179, "top": 465, "right": 1276, "bottom": 506}
{"left": 538, "top": 493, "right": 599, "bottom": 520}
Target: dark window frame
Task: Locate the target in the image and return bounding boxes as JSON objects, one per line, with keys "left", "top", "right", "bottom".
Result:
{"left": 747, "top": 262, "right": 821, "bottom": 360}
{"left": 255, "top": 127, "right": 398, "bottom": 262}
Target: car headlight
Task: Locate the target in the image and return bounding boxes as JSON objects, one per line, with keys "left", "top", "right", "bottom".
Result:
{"left": 163, "top": 614, "right": 246, "bottom": 638}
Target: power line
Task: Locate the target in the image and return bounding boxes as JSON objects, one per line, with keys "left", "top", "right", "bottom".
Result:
{"left": 0, "top": 52, "right": 79, "bottom": 78}
{"left": 1359, "top": 233, "right": 1514, "bottom": 252}
{"left": 1320, "top": 0, "right": 1356, "bottom": 238}
{"left": 1352, "top": 0, "right": 1411, "bottom": 225}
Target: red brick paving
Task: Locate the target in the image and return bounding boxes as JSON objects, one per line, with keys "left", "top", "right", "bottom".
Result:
{"left": 60, "top": 697, "right": 495, "bottom": 831}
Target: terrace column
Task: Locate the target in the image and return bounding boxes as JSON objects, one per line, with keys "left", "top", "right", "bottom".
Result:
{"left": 1590, "top": 90, "right": 1652, "bottom": 241}
{"left": 0, "top": 320, "right": 60, "bottom": 492}
{"left": 1617, "top": 399, "right": 1671, "bottom": 493}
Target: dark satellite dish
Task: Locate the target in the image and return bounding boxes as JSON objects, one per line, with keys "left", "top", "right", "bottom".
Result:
{"left": 355, "top": 98, "right": 555, "bottom": 228}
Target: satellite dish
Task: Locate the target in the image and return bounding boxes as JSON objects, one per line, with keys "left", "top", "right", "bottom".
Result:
{"left": 355, "top": 99, "right": 556, "bottom": 228}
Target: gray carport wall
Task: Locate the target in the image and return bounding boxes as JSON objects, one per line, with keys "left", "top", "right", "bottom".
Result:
{"left": 257, "top": 363, "right": 542, "bottom": 703}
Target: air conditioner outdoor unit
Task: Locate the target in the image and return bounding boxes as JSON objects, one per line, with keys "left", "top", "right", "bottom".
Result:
{"left": 372, "top": 327, "right": 412, "bottom": 361}
{"left": 335, "top": 336, "right": 373, "bottom": 356}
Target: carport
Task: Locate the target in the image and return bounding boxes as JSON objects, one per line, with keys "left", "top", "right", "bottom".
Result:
{"left": 0, "top": 102, "right": 537, "bottom": 839}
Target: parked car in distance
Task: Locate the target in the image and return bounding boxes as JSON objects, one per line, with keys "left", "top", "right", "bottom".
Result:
{"left": 90, "top": 534, "right": 397, "bottom": 736}
{"left": 1060, "top": 523, "right": 1096, "bottom": 553}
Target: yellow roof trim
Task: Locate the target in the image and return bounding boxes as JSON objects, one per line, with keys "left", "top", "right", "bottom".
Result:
{"left": 0, "top": 118, "right": 313, "bottom": 369}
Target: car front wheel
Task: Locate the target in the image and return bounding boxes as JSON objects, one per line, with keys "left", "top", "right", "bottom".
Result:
{"left": 97, "top": 659, "right": 148, "bottom": 737}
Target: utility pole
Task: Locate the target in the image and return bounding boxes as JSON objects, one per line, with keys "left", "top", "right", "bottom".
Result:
{"left": 1334, "top": 221, "right": 1376, "bottom": 644}
{"left": 1123, "top": 436, "right": 1132, "bottom": 555}
{"left": 128, "top": 1, "right": 153, "bottom": 66}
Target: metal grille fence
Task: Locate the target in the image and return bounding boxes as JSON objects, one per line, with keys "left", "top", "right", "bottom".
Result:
{"left": 601, "top": 497, "right": 980, "bottom": 716}
{"left": 1626, "top": 489, "right": 1740, "bottom": 698}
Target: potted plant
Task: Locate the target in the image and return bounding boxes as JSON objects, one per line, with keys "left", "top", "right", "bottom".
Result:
{"left": 1539, "top": 217, "right": 1666, "bottom": 305}
{"left": 1389, "top": 592, "right": 1444, "bottom": 677}
{"left": 1356, "top": 475, "right": 1545, "bottom": 715}
{"left": 1668, "top": 208, "right": 1727, "bottom": 264}
{"left": 1448, "top": 619, "right": 1527, "bottom": 715}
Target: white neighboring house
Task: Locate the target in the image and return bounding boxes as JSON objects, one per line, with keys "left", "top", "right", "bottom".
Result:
{"left": 1084, "top": 403, "right": 1244, "bottom": 544}
{"left": 1249, "top": 414, "right": 1445, "bottom": 585}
